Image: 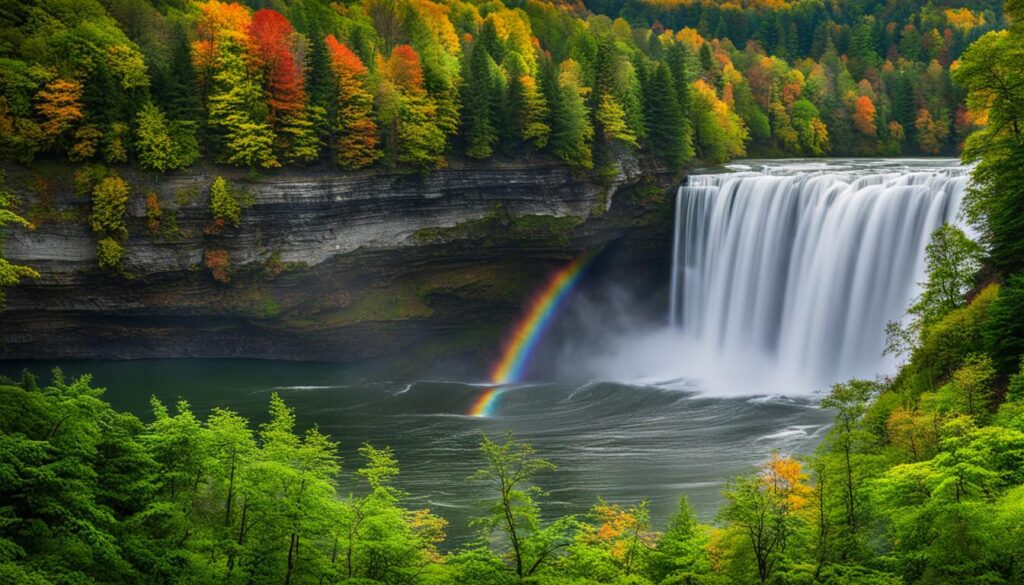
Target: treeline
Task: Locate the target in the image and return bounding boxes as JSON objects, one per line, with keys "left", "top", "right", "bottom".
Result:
{"left": 0, "top": 0, "right": 996, "bottom": 176}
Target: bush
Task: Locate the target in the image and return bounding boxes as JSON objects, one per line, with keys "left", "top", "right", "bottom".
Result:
{"left": 90, "top": 175, "right": 129, "bottom": 239}
{"left": 145, "top": 192, "right": 162, "bottom": 235}
{"left": 208, "top": 176, "right": 241, "bottom": 232}
{"left": 96, "top": 237, "right": 124, "bottom": 272}
{"left": 204, "top": 249, "right": 231, "bottom": 283}
{"left": 913, "top": 284, "right": 999, "bottom": 390}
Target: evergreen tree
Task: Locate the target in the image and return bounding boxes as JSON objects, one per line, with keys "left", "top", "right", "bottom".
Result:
{"left": 461, "top": 40, "right": 500, "bottom": 159}
{"left": 644, "top": 63, "right": 687, "bottom": 168}
{"left": 544, "top": 58, "right": 593, "bottom": 169}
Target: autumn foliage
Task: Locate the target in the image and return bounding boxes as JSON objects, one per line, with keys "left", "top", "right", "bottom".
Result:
{"left": 326, "top": 35, "right": 380, "bottom": 170}
{"left": 0, "top": 0, "right": 995, "bottom": 170}
{"left": 205, "top": 248, "right": 232, "bottom": 283}
{"left": 853, "top": 95, "right": 878, "bottom": 137}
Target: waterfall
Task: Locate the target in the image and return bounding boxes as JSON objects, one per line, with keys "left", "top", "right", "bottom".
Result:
{"left": 667, "top": 161, "right": 969, "bottom": 390}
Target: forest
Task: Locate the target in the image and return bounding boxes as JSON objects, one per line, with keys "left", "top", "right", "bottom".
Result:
{"left": 3, "top": 0, "right": 1024, "bottom": 583}
{"left": 0, "top": 0, "right": 1002, "bottom": 177}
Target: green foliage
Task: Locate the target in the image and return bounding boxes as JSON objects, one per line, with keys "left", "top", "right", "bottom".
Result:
{"left": 467, "top": 432, "right": 566, "bottom": 579}
{"left": 954, "top": 6, "right": 1024, "bottom": 275}
{"left": 96, "top": 236, "right": 124, "bottom": 272}
{"left": 207, "top": 40, "right": 279, "bottom": 170}
{"left": 643, "top": 62, "right": 688, "bottom": 167}
{"left": 983, "top": 273, "right": 1024, "bottom": 377}
{"left": 134, "top": 102, "right": 199, "bottom": 173}
{"left": 89, "top": 175, "right": 129, "bottom": 239}
{"left": 88, "top": 173, "right": 129, "bottom": 273}
{"left": 909, "top": 225, "right": 983, "bottom": 331}
{"left": 0, "top": 0, "right": 987, "bottom": 172}
{"left": 208, "top": 176, "right": 242, "bottom": 231}
{"left": 0, "top": 173, "right": 40, "bottom": 306}
{"left": 546, "top": 59, "right": 594, "bottom": 169}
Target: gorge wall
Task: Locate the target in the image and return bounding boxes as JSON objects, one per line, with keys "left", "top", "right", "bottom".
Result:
{"left": 1, "top": 155, "right": 677, "bottom": 369}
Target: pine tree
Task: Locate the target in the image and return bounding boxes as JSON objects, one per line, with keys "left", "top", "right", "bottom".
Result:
{"left": 544, "top": 59, "right": 593, "bottom": 169}
{"left": 644, "top": 63, "right": 687, "bottom": 168}
{"left": 506, "top": 53, "right": 550, "bottom": 149}
{"left": 461, "top": 40, "right": 500, "bottom": 159}
{"left": 164, "top": 23, "right": 202, "bottom": 124}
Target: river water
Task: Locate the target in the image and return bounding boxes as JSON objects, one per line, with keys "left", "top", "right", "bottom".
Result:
{"left": 0, "top": 359, "right": 833, "bottom": 542}
{"left": 1, "top": 159, "right": 967, "bottom": 541}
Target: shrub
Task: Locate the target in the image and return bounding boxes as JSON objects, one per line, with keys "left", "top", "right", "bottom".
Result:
{"left": 145, "top": 192, "right": 161, "bottom": 235}
{"left": 208, "top": 177, "right": 241, "bottom": 232}
{"left": 204, "top": 249, "right": 231, "bottom": 283}
{"left": 90, "top": 175, "right": 129, "bottom": 239}
{"left": 96, "top": 237, "right": 124, "bottom": 272}
{"left": 913, "top": 284, "right": 999, "bottom": 390}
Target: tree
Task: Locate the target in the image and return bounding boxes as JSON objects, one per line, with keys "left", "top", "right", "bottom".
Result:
{"left": 722, "top": 454, "right": 811, "bottom": 585}
{"left": 208, "top": 176, "right": 242, "bottom": 233}
{"left": 35, "top": 78, "right": 84, "bottom": 145}
{"left": 692, "top": 78, "right": 748, "bottom": 163}
{"left": 909, "top": 224, "right": 983, "bottom": 330}
{"left": 325, "top": 36, "right": 381, "bottom": 170}
{"left": 853, "top": 95, "right": 877, "bottom": 137}
{"left": 379, "top": 45, "right": 447, "bottom": 170}
{"left": 949, "top": 354, "right": 996, "bottom": 418}
{"left": 984, "top": 274, "right": 1024, "bottom": 377}
{"left": 596, "top": 93, "right": 638, "bottom": 147}
{"left": 914, "top": 108, "right": 949, "bottom": 154}
{"left": 206, "top": 36, "right": 279, "bottom": 170}
{"left": 644, "top": 62, "right": 687, "bottom": 167}
{"left": 545, "top": 58, "right": 593, "bottom": 169}
{"left": 954, "top": 11, "right": 1024, "bottom": 275}
{"left": 507, "top": 56, "right": 550, "bottom": 149}
{"left": 470, "top": 433, "right": 568, "bottom": 579}
{"left": 820, "top": 379, "right": 878, "bottom": 536}
{"left": 643, "top": 496, "right": 710, "bottom": 582}
{"left": 247, "top": 10, "right": 318, "bottom": 164}
{"left": 135, "top": 103, "right": 198, "bottom": 172}
{"left": 460, "top": 40, "right": 501, "bottom": 159}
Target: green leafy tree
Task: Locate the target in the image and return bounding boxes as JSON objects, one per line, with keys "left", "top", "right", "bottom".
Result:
{"left": 0, "top": 174, "right": 39, "bottom": 306}
{"left": 207, "top": 40, "right": 279, "bottom": 170}
{"left": 134, "top": 102, "right": 198, "bottom": 172}
{"left": 208, "top": 176, "right": 242, "bottom": 232}
{"left": 820, "top": 379, "right": 878, "bottom": 538}
{"left": 469, "top": 433, "right": 570, "bottom": 580}
{"left": 984, "top": 273, "right": 1024, "bottom": 377}
{"left": 954, "top": 6, "right": 1024, "bottom": 276}
{"left": 909, "top": 224, "right": 983, "bottom": 330}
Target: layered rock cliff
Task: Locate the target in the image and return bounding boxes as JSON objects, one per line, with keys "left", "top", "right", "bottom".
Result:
{"left": 1, "top": 155, "right": 678, "bottom": 368}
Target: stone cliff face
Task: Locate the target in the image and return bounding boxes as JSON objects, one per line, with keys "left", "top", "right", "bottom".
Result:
{"left": 1, "top": 155, "right": 678, "bottom": 368}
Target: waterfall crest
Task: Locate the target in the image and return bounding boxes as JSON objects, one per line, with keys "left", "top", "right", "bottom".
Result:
{"left": 668, "top": 160, "right": 968, "bottom": 391}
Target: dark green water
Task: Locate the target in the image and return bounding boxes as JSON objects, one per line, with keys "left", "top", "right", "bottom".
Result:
{"left": 0, "top": 359, "right": 833, "bottom": 542}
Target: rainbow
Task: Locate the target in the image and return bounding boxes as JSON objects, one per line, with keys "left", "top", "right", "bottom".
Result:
{"left": 469, "top": 252, "right": 595, "bottom": 417}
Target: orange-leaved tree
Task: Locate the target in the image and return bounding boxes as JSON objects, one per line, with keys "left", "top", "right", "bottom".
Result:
{"left": 248, "top": 9, "right": 318, "bottom": 163}
{"left": 325, "top": 35, "right": 381, "bottom": 169}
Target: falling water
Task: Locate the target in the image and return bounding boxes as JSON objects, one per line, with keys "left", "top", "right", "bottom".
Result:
{"left": 668, "top": 160, "right": 969, "bottom": 390}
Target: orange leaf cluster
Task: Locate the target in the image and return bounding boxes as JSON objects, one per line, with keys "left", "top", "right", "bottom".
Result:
{"left": 36, "top": 79, "right": 84, "bottom": 137}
